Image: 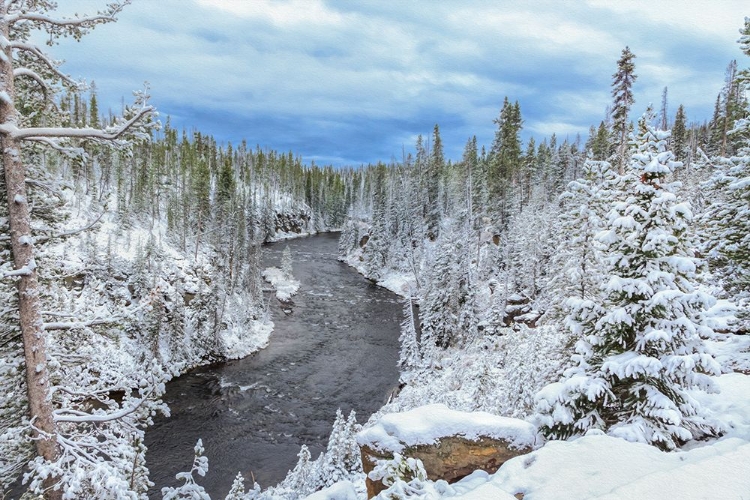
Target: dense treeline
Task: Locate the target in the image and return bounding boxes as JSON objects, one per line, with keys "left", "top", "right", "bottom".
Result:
{"left": 339, "top": 23, "right": 750, "bottom": 455}
{"left": 1, "top": 87, "right": 358, "bottom": 496}
{"left": 2, "top": 1, "right": 749, "bottom": 497}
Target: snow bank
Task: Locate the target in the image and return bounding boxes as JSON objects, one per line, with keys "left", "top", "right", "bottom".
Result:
{"left": 482, "top": 433, "right": 750, "bottom": 500}
{"left": 707, "top": 333, "right": 750, "bottom": 374}
{"left": 692, "top": 372, "right": 750, "bottom": 441}
{"left": 262, "top": 267, "right": 301, "bottom": 302}
{"left": 303, "top": 480, "right": 358, "bottom": 500}
{"left": 357, "top": 404, "right": 538, "bottom": 453}
{"left": 221, "top": 317, "right": 274, "bottom": 360}
{"left": 436, "top": 371, "right": 750, "bottom": 499}
{"left": 377, "top": 271, "right": 418, "bottom": 298}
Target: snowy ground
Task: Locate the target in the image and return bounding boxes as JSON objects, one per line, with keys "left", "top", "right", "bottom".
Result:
{"left": 339, "top": 248, "right": 416, "bottom": 297}
{"left": 325, "top": 246, "right": 750, "bottom": 499}
{"left": 286, "top": 348, "right": 746, "bottom": 497}
{"left": 306, "top": 364, "right": 750, "bottom": 499}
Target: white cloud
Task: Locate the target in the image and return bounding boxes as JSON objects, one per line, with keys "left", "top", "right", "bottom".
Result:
{"left": 194, "top": 0, "right": 344, "bottom": 27}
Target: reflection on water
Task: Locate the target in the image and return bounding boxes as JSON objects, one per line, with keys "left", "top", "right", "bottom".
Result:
{"left": 145, "top": 233, "right": 402, "bottom": 498}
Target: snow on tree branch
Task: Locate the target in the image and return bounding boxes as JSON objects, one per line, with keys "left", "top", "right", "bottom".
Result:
{"left": 3, "top": 97, "right": 155, "bottom": 141}
{"left": 8, "top": 41, "right": 80, "bottom": 88}
{"left": 33, "top": 209, "right": 106, "bottom": 244}
{"left": 5, "top": 1, "right": 131, "bottom": 41}
{"left": 13, "top": 67, "right": 50, "bottom": 99}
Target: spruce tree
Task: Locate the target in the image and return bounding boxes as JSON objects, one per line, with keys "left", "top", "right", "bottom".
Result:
{"left": 537, "top": 111, "right": 722, "bottom": 450}
{"left": 398, "top": 296, "right": 421, "bottom": 376}
{"left": 611, "top": 47, "right": 637, "bottom": 172}
{"left": 672, "top": 104, "right": 688, "bottom": 163}
{"left": 704, "top": 18, "right": 750, "bottom": 300}
{"left": 548, "top": 156, "right": 617, "bottom": 320}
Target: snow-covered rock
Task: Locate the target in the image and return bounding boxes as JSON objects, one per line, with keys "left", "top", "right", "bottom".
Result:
{"left": 262, "top": 266, "right": 301, "bottom": 302}
{"left": 358, "top": 404, "right": 538, "bottom": 497}
{"left": 357, "top": 404, "right": 538, "bottom": 453}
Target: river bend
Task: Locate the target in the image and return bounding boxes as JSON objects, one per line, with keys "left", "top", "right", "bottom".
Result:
{"left": 145, "top": 233, "right": 402, "bottom": 498}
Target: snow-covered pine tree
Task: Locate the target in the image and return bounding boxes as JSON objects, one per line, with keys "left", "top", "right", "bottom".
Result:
{"left": 314, "top": 408, "right": 361, "bottom": 489}
{"left": 342, "top": 410, "right": 362, "bottom": 474}
{"left": 536, "top": 110, "right": 723, "bottom": 450}
{"left": 225, "top": 472, "right": 246, "bottom": 500}
{"left": 161, "top": 439, "right": 210, "bottom": 500}
{"left": 546, "top": 157, "right": 617, "bottom": 320}
{"left": 702, "top": 17, "right": 750, "bottom": 325}
{"left": 419, "top": 221, "right": 470, "bottom": 350}
{"left": 279, "top": 444, "right": 314, "bottom": 495}
{"left": 398, "top": 296, "right": 421, "bottom": 377}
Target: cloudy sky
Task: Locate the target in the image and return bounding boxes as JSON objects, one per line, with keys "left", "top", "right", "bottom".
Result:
{"left": 47, "top": 1, "right": 748, "bottom": 166}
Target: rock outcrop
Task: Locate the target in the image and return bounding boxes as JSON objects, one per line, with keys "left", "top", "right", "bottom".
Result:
{"left": 357, "top": 404, "right": 538, "bottom": 498}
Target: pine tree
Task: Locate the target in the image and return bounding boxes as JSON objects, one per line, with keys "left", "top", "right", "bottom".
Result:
{"left": 594, "top": 121, "right": 611, "bottom": 161}
{"left": 611, "top": 47, "right": 637, "bottom": 172}
{"left": 488, "top": 98, "right": 523, "bottom": 224}
{"left": 659, "top": 86, "right": 669, "bottom": 131}
{"left": 280, "top": 445, "right": 314, "bottom": 494}
{"left": 703, "top": 18, "right": 750, "bottom": 301}
{"left": 672, "top": 105, "right": 688, "bottom": 164}
{"left": 161, "top": 440, "right": 211, "bottom": 500}
{"left": 398, "top": 296, "right": 421, "bottom": 376}
{"left": 548, "top": 157, "right": 617, "bottom": 320}
{"left": 424, "top": 124, "right": 444, "bottom": 240}
{"left": 537, "top": 111, "right": 722, "bottom": 450}
{"left": 225, "top": 472, "right": 246, "bottom": 500}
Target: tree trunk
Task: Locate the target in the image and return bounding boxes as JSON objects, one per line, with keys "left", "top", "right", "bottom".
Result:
{"left": 1, "top": 13, "right": 62, "bottom": 499}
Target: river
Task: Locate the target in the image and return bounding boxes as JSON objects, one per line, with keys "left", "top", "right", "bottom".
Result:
{"left": 145, "top": 233, "right": 403, "bottom": 498}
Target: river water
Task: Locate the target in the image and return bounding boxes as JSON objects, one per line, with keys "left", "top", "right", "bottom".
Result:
{"left": 145, "top": 233, "right": 403, "bottom": 498}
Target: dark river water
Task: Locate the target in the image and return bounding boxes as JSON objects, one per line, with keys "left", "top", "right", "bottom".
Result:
{"left": 145, "top": 233, "right": 402, "bottom": 498}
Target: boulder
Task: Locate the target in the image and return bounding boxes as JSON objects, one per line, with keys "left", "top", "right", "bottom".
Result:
{"left": 357, "top": 404, "right": 538, "bottom": 498}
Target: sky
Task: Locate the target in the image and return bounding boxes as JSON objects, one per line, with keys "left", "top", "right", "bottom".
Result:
{"left": 42, "top": 1, "right": 749, "bottom": 167}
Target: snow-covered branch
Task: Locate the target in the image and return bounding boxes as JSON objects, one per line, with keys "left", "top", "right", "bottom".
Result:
{"left": 8, "top": 11, "right": 117, "bottom": 28}
{"left": 42, "top": 317, "right": 116, "bottom": 331}
{"left": 23, "top": 136, "right": 86, "bottom": 157}
{"left": 5, "top": 1, "right": 130, "bottom": 35}
{"left": 52, "top": 396, "right": 146, "bottom": 424}
{"left": 3, "top": 103, "right": 154, "bottom": 141}
{"left": 34, "top": 210, "right": 105, "bottom": 244}
{"left": 1, "top": 258, "right": 36, "bottom": 278}
{"left": 13, "top": 67, "right": 50, "bottom": 96}
{"left": 9, "top": 41, "right": 79, "bottom": 88}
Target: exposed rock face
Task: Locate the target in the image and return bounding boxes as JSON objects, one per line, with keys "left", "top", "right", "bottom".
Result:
{"left": 360, "top": 436, "right": 534, "bottom": 498}
{"left": 275, "top": 210, "right": 310, "bottom": 235}
{"left": 357, "top": 404, "right": 538, "bottom": 498}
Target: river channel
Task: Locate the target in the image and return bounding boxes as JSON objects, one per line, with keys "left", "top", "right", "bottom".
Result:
{"left": 145, "top": 233, "right": 403, "bottom": 498}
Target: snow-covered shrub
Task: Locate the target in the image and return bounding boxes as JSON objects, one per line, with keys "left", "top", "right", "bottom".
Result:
{"left": 369, "top": 453, "right": 428, "bottom": 499}
{"left": 161, "top": 439, "right": 210, "bottom": 500}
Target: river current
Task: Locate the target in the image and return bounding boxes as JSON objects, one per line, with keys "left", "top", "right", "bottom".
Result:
{"left": 145, "top": 233, "right": 403, "bottom": 498}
